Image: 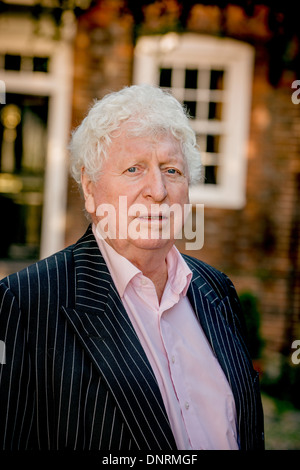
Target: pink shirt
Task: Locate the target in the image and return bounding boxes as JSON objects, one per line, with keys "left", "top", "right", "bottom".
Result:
{"left": 93, "top": 225, "right": 238, "bottom": 450}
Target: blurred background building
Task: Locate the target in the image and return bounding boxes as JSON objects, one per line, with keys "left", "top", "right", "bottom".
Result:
{"left": 0, "top": 0, "right": 299, "bottom": 447}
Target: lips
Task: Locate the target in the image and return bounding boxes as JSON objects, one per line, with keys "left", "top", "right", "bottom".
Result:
{"left": 138, "top": 215, "right": 166, "bottom": 219}
{"left": 137, "top": 214, "right": 169, "bottom": 222}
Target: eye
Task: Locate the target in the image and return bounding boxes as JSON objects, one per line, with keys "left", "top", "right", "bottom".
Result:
{"left": 124, "top": 165, "right": 145, "bottom": 177}
{"left": 166, "top": 167, "right": 182, "bottom": 176}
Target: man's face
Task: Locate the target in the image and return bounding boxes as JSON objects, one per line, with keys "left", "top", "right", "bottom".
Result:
{"left": 82, "top": 128, "right": 190, "bottom": 258}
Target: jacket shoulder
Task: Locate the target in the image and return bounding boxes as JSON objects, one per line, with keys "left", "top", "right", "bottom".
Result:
{"left": 0, "top": 243, "right": 76, "bottom": 307}
{"left": 183, "top": 254, "right": 249, "bottom": 341}
{"left": 182, "top": 253, "right": 234, "bottom": 300}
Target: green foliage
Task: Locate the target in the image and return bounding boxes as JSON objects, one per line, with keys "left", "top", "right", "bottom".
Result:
{"left": 239, "top": 291, "right": 264, "bottom": 359}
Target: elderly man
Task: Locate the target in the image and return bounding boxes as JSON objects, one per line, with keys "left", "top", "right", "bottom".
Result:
{"left": 0, "top": 85, "right": 264, "bottom": 450}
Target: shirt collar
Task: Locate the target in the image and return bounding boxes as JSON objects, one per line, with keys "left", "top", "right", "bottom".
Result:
{"left": 93, "top": 224, "right": 140, "bottom": 297}
{"left": 166, "top": 244, "right": 192, "bottom": 297}
{"left": 92, "top": 224, "right": 192, "bottom": 299}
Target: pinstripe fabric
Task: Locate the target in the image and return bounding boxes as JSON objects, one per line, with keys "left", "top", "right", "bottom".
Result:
{"left": 0, "top": 225, "right": 264, "bottom": 450}
{"left": 184, "top": 256, "right": 264, "bottom": 450}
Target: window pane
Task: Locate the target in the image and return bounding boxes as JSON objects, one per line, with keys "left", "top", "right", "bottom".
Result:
{"left": 185, "top": 69, "right": 198, "bottom": 89}
{"left": 204, "top": 165, "right": 218, "bottom": 185}
{"left": 208, "top": 101, "right": 223, "bottom": 120}
{"left": 159, "top": 68, "right": 172, "bottom": 87}
{"left": 210, "top": 70, "right": 224, "bottom": 90}
{"left": 33, "top": 57, "right": 49, "bottom": 73}
{"left": 206, "top": 134, "right": 220, "bottom": 153}
{"left": 5, "top": 54, "right": 21, "bottom": 71}
{"left": 183, "top": 100, "right": 197, "bottom": 118}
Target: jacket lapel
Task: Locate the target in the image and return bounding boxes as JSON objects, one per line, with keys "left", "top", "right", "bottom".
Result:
{"left": 61, "top": 226, "right": 176, "bottom": 450}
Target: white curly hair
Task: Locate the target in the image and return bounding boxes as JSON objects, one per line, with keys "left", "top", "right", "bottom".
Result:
{"left": 69, "top": 84, "right": 202, "bottom": 186}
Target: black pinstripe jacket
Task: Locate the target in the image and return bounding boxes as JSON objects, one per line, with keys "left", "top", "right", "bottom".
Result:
{"left": 0, "top": 226, "right": 264, "bottom": 450}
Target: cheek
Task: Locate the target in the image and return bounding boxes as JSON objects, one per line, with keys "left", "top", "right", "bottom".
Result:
{"left": 90, "top": 187, "right": 123, "bottom": 218}
{"left": 170, "top": 181, "right": 189, "bottom": 202}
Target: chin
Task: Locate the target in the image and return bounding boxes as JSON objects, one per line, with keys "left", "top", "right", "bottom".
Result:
{"left": 130, "top": 237, "right": 173, "bottom": 252}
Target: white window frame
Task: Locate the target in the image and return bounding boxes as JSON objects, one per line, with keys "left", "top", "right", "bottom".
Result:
{"left": 133, "top": 33, "right": 254, "bottom": 209}
{"left": 0, "top": 15, "right": 73, "bottom": 259}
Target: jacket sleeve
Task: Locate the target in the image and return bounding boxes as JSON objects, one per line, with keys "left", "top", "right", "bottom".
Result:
{"left": 0, "top": 281, "right": 35, "bottom": 450}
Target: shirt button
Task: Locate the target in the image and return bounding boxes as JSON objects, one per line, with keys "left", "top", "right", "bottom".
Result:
{"left": 141, "top": 278, "right": 147, "bottom": 286}
{"left": 171, "top": 355, "right": 175, "bottom": 364}
{"left": 185, "top": 401, "right": 190, "bottom": 410}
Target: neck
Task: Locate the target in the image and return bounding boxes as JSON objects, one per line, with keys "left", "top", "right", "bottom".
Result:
{"left": 128, "top": 249, "right": 169, "bottom": 303}
{"left": 96, "top": 223, "right": 173, "bottom": 303}
{"left": 121, "top": 241, "right": 172, "bottom": 302}
{"left": 136, "top": 255, "right": 169, "bottom": 303}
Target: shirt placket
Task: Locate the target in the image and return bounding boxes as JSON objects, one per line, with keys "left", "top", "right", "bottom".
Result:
{"left": 158, "top": 303, "right": 196, "bottom": 448}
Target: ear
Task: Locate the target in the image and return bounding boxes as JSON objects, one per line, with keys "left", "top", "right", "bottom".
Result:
{"left": 81, "top": 167, "right": 96, "bottom": 215}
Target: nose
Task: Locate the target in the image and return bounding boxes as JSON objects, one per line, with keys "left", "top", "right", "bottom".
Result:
{"left": 142, "top": 168, "right": 167, "bottom": 202}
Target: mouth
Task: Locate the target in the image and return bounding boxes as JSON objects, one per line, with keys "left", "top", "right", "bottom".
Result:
{"left": 138, "top": 215, "right": 166, "bottom": 219}
{"left": 137, "top": 214, "right": 169, "bottom": 222}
